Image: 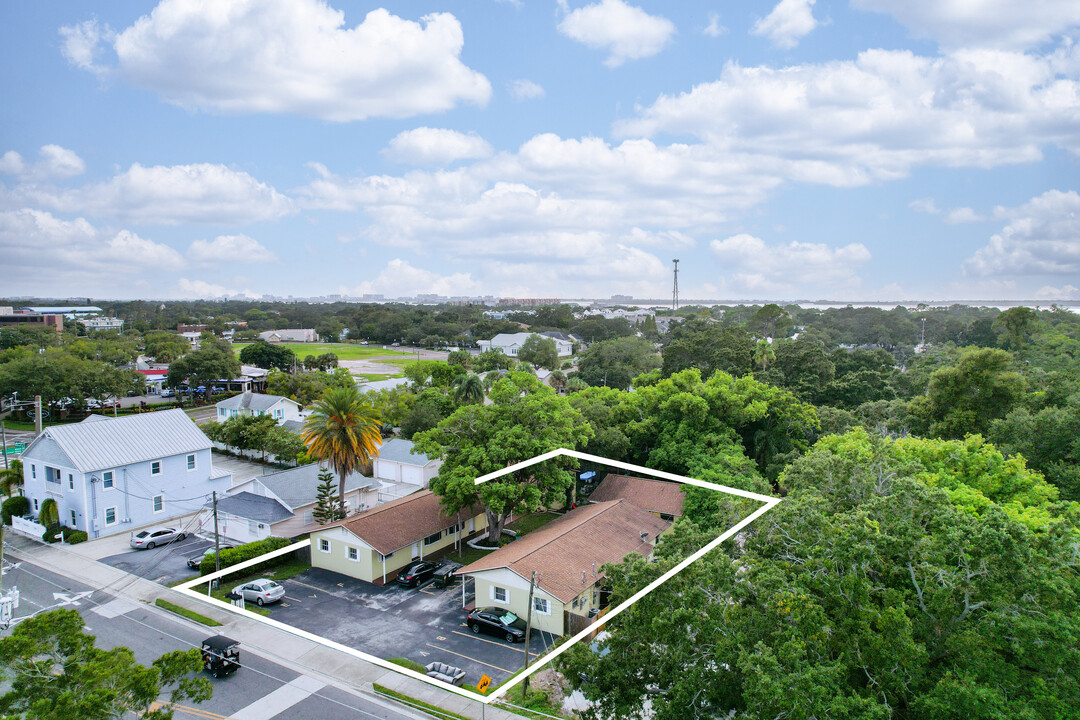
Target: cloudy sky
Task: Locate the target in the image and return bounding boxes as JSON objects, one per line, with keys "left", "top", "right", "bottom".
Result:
{"left": 1, "top": 0, "right": 1078, "bottom": 301}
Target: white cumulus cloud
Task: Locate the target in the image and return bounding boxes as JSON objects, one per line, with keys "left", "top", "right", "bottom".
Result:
{"left": 944, "top": 207, "right": 986, "bottom": 224}
{"left": 348, "top": 259, "right": 483, "bottom": 297}
{"left": 384, "top": 128, "right": 493, "bottom": 165}
{"left": 7, "top": 162, "right": 294, "bottom": 225}
{"left": 0, "top": 145, "right": 86, "bottom": 181}
{"left": 616, "top": 47, "right": 1080, "bottom": 185}
{"left": 703, "top": 12, "right": 726, "bottom": 38}
{"left": 558, "top": 0, "right": 676, "bottom": 68}
{"left": 852, "top": 0, "right": 1080, "bottom": 51}
{"left": 176, "top": 278, "right": 257, "bottom": 298}
{"left": 188, "top": 234, "right": 278, "bottom": 263}
{"left": 509, "top": 79, "right": 546, "bottom": 100}
{"left": 964, "top": 189, "right": 1080, "bottom": 277}
{"left": 710, "top": 233, "right": 871, "bottom": 295}
{"left": 752, "top": 0, "right": 819, "bottom": 49}
{"left": 60, "top": 0, "right": 491, "bottom": 121}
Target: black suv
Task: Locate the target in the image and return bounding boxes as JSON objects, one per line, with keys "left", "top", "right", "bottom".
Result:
{"left": 466, "top": 607, "right": 527, "bottom": 643}
{"left": 396, "top": 560, "right": 437, "bottom": 587}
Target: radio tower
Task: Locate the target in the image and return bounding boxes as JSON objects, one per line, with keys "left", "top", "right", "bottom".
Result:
{"left": 671, "top": 259, "right": 680, "bottom": 311}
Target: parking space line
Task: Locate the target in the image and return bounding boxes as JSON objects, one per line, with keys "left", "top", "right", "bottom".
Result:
{"left": 450, "top": 630, "right": 526, "bottom": 653}
{"left": 284, "top": 595, "right": 303, "bottom": 603}
{"left": 424, "top": 643, "right": 516, "bottom": 674}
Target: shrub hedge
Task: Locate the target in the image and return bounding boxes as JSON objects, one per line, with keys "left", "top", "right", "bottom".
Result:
{"left": 200, "top": 536, "right": 293, "bottom": 576}
{"left": 2, "top": 496, "right": 30, "bottom": 525}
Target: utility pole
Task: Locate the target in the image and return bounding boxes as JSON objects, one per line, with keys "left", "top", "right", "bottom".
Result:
{"left": 2, "top": 423, "right": 8, "bottom": 470}
{"left": 671, "top": 259, "right": 680, "bottom": 311}
{"left": 212, "top": 491, "right": 221, "bottom": 574}
{"left": 522, "top": 571, "right": 537, "bottom": 696}
{"left": 34, "top": 396, "right": 42, "bottom": 436}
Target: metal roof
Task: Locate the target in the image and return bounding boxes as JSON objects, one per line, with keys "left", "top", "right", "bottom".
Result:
{"left": 213, "top": 492, "right": 293, "bottom": 525}
{"left": 24, "top": 409, "right": 212, "bottom": 474}
{"left": 216, "top": 392, "right": 297, "bottom": 413}
{"left": 20, "top": 306, "right": 102, "bottom": 314}
{"left": 375, "top": 438, "right": 433, "bottom": 467}
{"left": 252, "top": 463, "right": 379, "bottom": 510}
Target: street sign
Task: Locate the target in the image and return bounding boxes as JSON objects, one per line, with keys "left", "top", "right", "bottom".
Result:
{"left": 477, "top": 674, "right": 492, "bottom": 694}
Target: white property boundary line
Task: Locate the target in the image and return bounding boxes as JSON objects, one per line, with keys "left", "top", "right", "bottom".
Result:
{"left": 176, "top": 447, "right": 781, "bottom": 705}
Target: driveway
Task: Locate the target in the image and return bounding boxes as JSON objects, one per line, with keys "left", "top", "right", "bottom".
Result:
{"left": 264, "top": 568, "right": 556, "bottom": 687}
{"left": 98, "top": 534, "right": 213, "bottom": 586}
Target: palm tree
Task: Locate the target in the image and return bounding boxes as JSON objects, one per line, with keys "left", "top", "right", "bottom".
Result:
{"left": 0, "top": 459, "right": 23, "bottom": 497}
{"left": 452, "top": 373, "right": 485, "bottom": 405}
{"left": 754, "top": 339, "right": 775, "bottom": 371}
{"left": 301, "top": 387, "right": 382, "bottom": 517}
{"left": 549, "top": 369, "right": 567, "bottom": 393}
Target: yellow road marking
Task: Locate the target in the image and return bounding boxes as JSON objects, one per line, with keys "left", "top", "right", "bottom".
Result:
{"left": 450, "top": 629, "right": 526, "bottom": 653}
{"left": 284, "top": 595, "right": 303, "bottom": 603}
{"left": 150, "top": 701, "right": 228, "bottom": 719}
{"left": 424, "top": 643, "right": 515, "bottom": 674}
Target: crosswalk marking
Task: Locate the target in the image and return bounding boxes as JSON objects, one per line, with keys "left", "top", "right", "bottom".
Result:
{"left": 228, "top": 675, "right": 324, "bottom": 720}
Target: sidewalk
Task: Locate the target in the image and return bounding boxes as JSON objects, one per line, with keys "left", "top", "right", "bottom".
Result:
{"left": 5, "top": 534, "right": 530, "bottom": 720}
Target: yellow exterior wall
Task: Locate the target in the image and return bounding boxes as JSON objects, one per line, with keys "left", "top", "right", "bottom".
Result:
{"left": 310, "top": 512, "right": 487, "bottom": 584}
{"left": 471, "top": 570, "right": 566, "bottom": 636}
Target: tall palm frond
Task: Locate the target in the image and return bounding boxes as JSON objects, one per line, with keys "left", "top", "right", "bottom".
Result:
{"left": 301, "top": 387, "right": 382, "bottom": 516}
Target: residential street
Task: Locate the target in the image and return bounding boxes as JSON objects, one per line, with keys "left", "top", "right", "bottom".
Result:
{"left": 0, "top": 557, "right": 420, "bottom": 720}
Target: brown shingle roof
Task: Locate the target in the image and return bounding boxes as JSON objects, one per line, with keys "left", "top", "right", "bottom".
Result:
{"left": 329, "top": 490, "right": 480, "bottom": 556}
{"left": 457, "top": 500, "right": 670, "bottom": 603}
{"left": 588, "top": 474, "right": 685, "bottom": 517}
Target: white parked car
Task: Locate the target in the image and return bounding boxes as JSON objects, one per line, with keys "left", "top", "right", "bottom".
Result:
{"left": 130, "top": 526, "right": 186, "bottom": 549}
{"left": 231, "top": 579, "right": 285, "bottom": 606}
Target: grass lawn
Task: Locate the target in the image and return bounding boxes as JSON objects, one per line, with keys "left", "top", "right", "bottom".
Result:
{"left": 232, "top": 342, "right": 414, "bottom": 362}
{"left": 154, "top": 598, "right": 222, "bottom": 626}
{"left": 507, "top": 512, "right": 561, "bottom": 536}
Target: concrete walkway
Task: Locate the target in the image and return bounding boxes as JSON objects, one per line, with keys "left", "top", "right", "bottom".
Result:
{"left": 4, "top": 534, "right": 532, "bottom": 720}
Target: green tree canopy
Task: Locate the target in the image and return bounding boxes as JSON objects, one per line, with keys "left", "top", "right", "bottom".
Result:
{"left": 517, "top": 334, "right": 559, "bottom": 371}
{"left": 0, "top": 609, "right": 212, "bottom": 720}
{"left": 238, "top": 339, "right": 295, "bottom": 371}
{"left": 662, "top": 320, "right": 755, "bottom": 379}
{"left": 166, "top": 335, "right": 241, "bottom": 402}
{"left": 413, "top": 372, "right": 594, "bottom": 542}
{"left": 909, "top": 348, "right": 1025, "bottom": 439}
{"left": 575, "top": 336, "right": 661, "bottom": 390}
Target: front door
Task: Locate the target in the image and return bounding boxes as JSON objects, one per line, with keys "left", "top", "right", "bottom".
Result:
{"left": 412, "top": 542, "right": 420, "bottom": 559}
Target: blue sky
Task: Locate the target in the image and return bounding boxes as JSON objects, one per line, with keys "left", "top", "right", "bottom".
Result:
{"left": 1, "top": 0, "right": 1078, "bottom": 301}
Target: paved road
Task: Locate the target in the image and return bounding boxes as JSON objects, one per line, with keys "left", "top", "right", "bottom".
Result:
{"left": 99, "top": 534, "right": 214, "bottom": 586}
{"left": 1, "top": 557, "right": 420, "bottom": 720}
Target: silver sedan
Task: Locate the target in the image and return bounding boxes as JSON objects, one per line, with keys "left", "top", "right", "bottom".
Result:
{"left": 231, "top": 579, "right": 285, "bottom": 606}
{"left": 129, "top": 526, "right": 186, "bottom": 549}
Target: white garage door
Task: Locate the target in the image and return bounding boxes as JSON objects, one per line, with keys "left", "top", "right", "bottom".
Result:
{"left": 375, "top": 460, "right": 397, "bottom": 481}
{"left": 401, "top": 465, "right": 423, "bottom": 485}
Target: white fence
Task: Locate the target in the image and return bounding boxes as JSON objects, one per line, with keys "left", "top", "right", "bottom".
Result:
{"left": 10, "top": 516, "right": 46, "bottom": 540}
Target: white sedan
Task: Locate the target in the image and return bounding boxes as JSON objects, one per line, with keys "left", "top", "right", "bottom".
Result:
{"left": 231, "top": 579, "right": 285, "bottom": 606}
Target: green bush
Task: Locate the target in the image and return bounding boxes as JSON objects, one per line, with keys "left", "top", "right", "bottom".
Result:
{"left": 2, "top": 496, "right": 30, "bottom": 525}
{"left": 41, "top": 523, "right": 64, "bottom": 543}
{"left": 66, "top": 529, "right": 88, "bottom": 544}
{"left": 200, "top": 536, "right": 292, "bottom": 576}
{"left": 41, "top": 524, "right": 89, "bottom": 544}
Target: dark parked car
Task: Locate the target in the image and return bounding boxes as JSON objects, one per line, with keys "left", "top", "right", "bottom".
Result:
{"left": 187, "top": 545, "right": 232, "bottom": 570}
{"left": 396, "top": 560, "right": 437, "bottom": 587}
{"left": 467, "top": 608, "right": 527, "bottom": 643}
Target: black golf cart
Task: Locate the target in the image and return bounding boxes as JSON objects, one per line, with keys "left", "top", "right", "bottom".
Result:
{"left": 201, "top": 635, "right": 241, "bottom": 678}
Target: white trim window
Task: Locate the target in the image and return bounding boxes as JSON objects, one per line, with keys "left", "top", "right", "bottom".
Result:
{"left": 533, "top": 597, "right": 551, "bottom": 615}
{"left": 186, "top": 454, "right": 196, "bottom": 471}
{"left": 319, "top": 538, "right": 331, "bottom": 553}
{"left": 33, "top": 498, "right": 39, "bottom": 511}
{"left": 104, "top": 506, "right": 117, "bottom": 525}
{"left": 70, "top": 509, "right": 77, "bottom": 527}
{"left": 31, "top": 464, "right": 36, "bottom": 479}
{"left": 347, "top": 546, "right": 359, "bottom": 562}
{"left": 68, "top": 474, "right": 74, "bottom": 491}
{"left": 152, "top": 495, "right": 164, "bottom": 513}
{"left": 492, "top": 586, "right": 509, "bottom": 604}
{"left": 102, "top": 471, "right": 114, "bottom": 490}
{"left": 151, "top": 461, "right": 162, "bottom": 475}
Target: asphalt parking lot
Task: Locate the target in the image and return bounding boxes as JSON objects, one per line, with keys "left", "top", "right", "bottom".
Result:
{"left": 262, "top": 568, "right": 556, "bottom": 686}
{"left": 99, "top": 534, "right": 213, "bottom": 586}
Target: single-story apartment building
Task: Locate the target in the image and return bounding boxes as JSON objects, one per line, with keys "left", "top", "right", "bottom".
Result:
{"left": 310, "top": 490, "right": 486, "bottom": 584}
{"left": 456, "top": 499, "right": 670, "bottom": 635}
{"left": 19, "top": 410, "right": 231, "bottom": 539}
{"left": 588, "top": 474, "right": 686, "bottom": 521}
{"left": 207, "top": 463, "right": 383, "bottom": 542}
{"left": 373, "top": 438, "right": 441, "bottom": 488}
{"left": 258, "top": 329, "right": 317, "bottom": 343}
{"left": 215, "top": 392, "right": 303, "bottom": 425}
{"left": 476, "top": 332, "right": 573, "bottom": 357}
